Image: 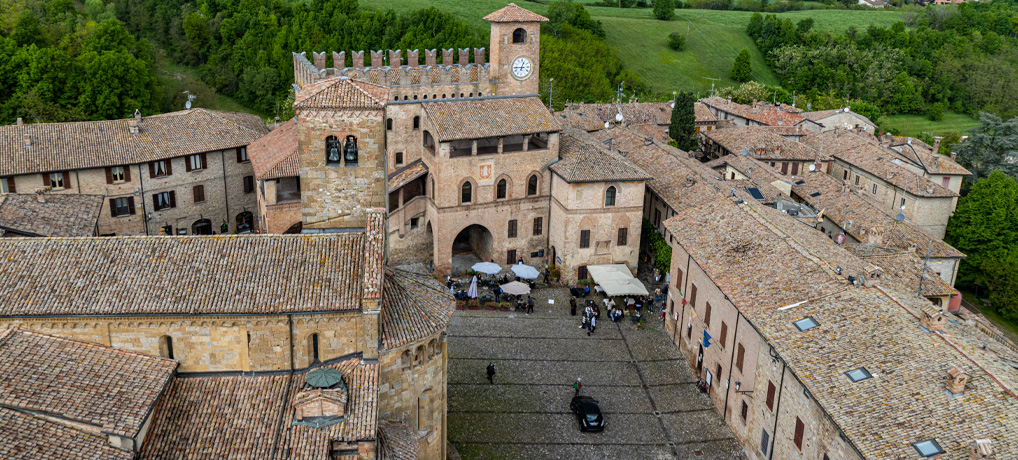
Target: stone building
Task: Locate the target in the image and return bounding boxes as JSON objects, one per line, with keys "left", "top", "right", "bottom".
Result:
{"left": 0, "top": 109, "right": 268, "bottom": 236}
{"left": 802, "top": 107, "right": 878, "bottom": 133}
{"left": 700, "top": 126, "right": 830, "bottom": 175}
{"left": 699, "top": 97, "right": 823, "bottom": 132}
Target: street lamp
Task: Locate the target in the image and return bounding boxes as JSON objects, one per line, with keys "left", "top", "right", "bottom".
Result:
{"left": 734, "top": 381, "right": 754, "bottom": 395}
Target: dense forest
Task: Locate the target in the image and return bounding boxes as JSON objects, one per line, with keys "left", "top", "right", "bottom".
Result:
{"left": 747, "top": 1, "right": 1018, "bottom": 119}
{"left": 0, "top": 0, "right": 634, "bottom": 122}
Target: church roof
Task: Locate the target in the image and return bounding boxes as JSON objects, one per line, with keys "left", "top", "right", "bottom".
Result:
{"left": 380, "top": 265, "right": 454, "bottom": 350}
{"left": 248, "top": 118, "right": 299, "bottom": 180}
{"left": 422, "top": 97, "right": 561, "bottom": 141}
{"left": 0, "top": 329, "right": 178, "bottom": 439}
{"left": 0, "top": 193, "right": 103, "bottom": 237}
{"left": 0, "top": 109, "right": 268, "bottom": 176}
{"left": 377, "top": 420, "right": 419, "bottom": 460}
{"left": 483, "top": 3, "right": 548, "bottom": 22}
{"left": 294, "top": 78, "right": 388, "bottom": 110}
{"left": 550, "top": 128, "right": 651, "bottom": 183}
{"left": 0, "top": 406, "right": 134, "bottom": 460}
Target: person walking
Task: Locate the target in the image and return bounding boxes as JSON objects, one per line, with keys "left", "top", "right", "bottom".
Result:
{"left": 543, "top": 268, "right": 550, "bottom": 285}
{"left": 573, "top": 378, "right": 583, "bottom": 396}
{"left": 526, "top": 296, "right": 534, "bottom": 315}
{"left": 570, "top": 297, "right": 577, "bottom": 316}
{"left": 486, "top": 363, "right": 496, "bottom": 384}
{"left": 587, "top": 315, "right": 596, "bottom": 336}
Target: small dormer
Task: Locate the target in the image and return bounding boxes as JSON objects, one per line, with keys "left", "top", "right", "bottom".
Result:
{"left": 921, "top": 309, "right": 946, "bottom": 332}
{"left": 293, "top": 367, "right": 349, "bottom": 427}
{"left": 946, "top": 366, "right": 968, "bottom": 394}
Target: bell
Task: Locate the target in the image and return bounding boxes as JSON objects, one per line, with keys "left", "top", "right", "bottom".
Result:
{"left": 345, "top": 148, "right": 356, "bottom": 162}
{"left": 328, "top": 147, "right": 340, "bottom": 162}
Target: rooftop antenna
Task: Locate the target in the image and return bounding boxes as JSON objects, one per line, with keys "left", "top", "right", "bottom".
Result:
{"left": 703, "top": 77, "right": 720, "bottom": 98}
{"left": 182, "top": 91, "right": 196, "bottom": 110}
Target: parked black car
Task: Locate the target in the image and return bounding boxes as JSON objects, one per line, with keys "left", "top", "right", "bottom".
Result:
{"left": 570, "top": 395, "right": 604, "bottom": 432}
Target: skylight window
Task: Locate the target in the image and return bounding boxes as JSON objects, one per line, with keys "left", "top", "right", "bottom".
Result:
{"left": 912, "top": 439, "right": 945, "bottom": 457}
{"left": 809, "top": 192, "right": 822, "bottom": 197}
{"left": 793, "top": 317, "right": 819, "bottom": 331}
{"left": 845, "top": 367, "right": 872, "bottom": 382}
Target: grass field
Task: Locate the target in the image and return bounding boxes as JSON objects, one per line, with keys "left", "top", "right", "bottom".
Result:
{"left": 881, "top": 111, "right": 981, "bottom": 137}
{"left": 364, "top": 0, "right": 904, "bottom": 96}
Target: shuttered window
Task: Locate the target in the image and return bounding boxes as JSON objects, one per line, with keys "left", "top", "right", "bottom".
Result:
{"left": 506, "top": 249, "right": 517, "bottom": 265}
{"left": 106, "top": 166, "right": 127, "bottom": 184}
{"left": 579, "top": 229, "right": 590, "bottom": 248}
{"left": 153, "top": 191, "right": 176, "bottom": 211}
{"left": 719, "top": 321, "right": 728, "bottom": 348}
{"left": 109, "top": 197, "right": 135, "bottom": 217}
{"left": 617, "top": 227, "right": 628, "bottom": 246}
{"left": 736, "top": 343, "right": 745, "bottom": 371}
{"left": 794, "top": 417, "right": 804, "bottom": 450}
{"left": 766, "top": 382, "right": 776, "bottom": 411}
{"left": 186, "top": 153, "right": 207, "bottom": 171}
{"left": 508, "top": 219, "right": 517, "bottom": 238}
{"left": 44, "top": 172, "right": 70, "bottom": 190}
{"left": 704, "top": 302, "right": 712, "bottom": 327}
{"left": 0, "top": 177, "right": 12, "bottom": 194}
{"left": 690, "top": 284, "right": 698, "bottom": 307}
{"left": 244, "top": 176, "right": 255, "bottom": 194}
{"left": 237, "top": 147, "right": 249, "bottom": 163}
{"left": 533, "top": 217, "right": 542, "bottom": 236}
{"left": 193, "top": 185, "right": 206, "bottom": 203}
{"left": 149, "top": 160, "right": 171, "bottom": 177}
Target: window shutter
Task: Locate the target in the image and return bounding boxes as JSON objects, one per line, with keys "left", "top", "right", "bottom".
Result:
{"left": 149, "top": 162, "right": 156, "bottom": 178}
{"left": 62, "top": 172, "right": 70, "bottom": 188}
{"left": 6, "top": 178, "right": 14, "bottom": 193}
{"left": 690, "top": 284, "right": 698, "bottom": 307}
{"left": 794, "top": 418, "right": 804, "bottom": 449}
{"left": 236, "top": 149, "right": 243, "bottom": 163}
{"left": 42, "top": 173, "right": 51, "bottom": 187}
{"left": 705, "top": 302, "right": 712, "bottom": 327}
{"left": 736, "top": 343, "right": 745, "bottom": 371}
{"left": 165, "top": 160, "right": 172, "bottom": 175}
{"left": 185, "top": 156, "right": 192, "bottom": 172}
{"left": 105, "top": 167, "right": 113, "bottom": 184}
{"left": 109, "top": 198, "right": 119, "bottom": 217}
{"left": 676, "top": 267, "right": 684, "bottom": 289}
{"left": 766, "top": 382, "right": 776, "bottom": 410}
{"left": 200, "top": 152, "right": 207, "bottom": 169}
{"left": 169, "top": 191, "right": 176, "bottom": 208}
{"left": 508, "top": 220, "right": 517, "bottom": 238}
{"left": 127, "top": 197, "right": 136, "bottom": 215}
{"left": 123, "top": 165, "right": 131, "bottom": 182}
{"left": 580, "top": 230, "right": 590, "bottom": 248}
{"left": 720, "top": 322, "right": 728, "bottom": 347}
{"left": 618, "top": 228, "right": 628, "bottom": 246}
{"left": 194, "top": 185, "right": 204, "bottom": 202}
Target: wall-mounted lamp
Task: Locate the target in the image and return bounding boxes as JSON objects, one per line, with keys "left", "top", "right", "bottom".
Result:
{"left": 734, "top": 381, "right": 754, "bottom": 395}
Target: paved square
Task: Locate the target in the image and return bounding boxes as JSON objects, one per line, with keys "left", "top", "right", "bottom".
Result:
{"left": 447, "top": 286, "right": 745, "bottom": 459}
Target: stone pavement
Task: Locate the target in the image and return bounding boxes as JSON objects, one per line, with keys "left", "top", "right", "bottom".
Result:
{"left": 446, "top": 286, "right": 745, "bottom": 459}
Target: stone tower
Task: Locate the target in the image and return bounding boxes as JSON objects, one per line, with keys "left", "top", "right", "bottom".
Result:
{"left": 294, "top": 77, "right": 389, "bottom": 231}
{"left": 485, "top": 3, "right": 548, "bottom": 96}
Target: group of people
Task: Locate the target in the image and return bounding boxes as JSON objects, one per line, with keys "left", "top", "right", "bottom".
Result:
{"left": 578, "top": 300, "right": 599, "bottom": 335}
{"left": 568, "top": 286, "right": 668, "bottom": 332}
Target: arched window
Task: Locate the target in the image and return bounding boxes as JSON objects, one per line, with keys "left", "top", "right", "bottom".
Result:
{"left": 513, "top": 28, "right": 527, "bottom": 44}
{"left": 160, "top": 336, "right": 175, "bottom": 360}
{"left": 326, "top": 136, "right": 341, "bottom": 165}
{"left": 413, "top": 116, "right": 420, "bottom": 130}
{"left": 527, "top": 175, "right": 538, "bottom": 196}
{"left": 343, "top": 135, "right": 358, "bottom": 166}
{"left": 386, "top": 118, "right": 393, "bottom": 130}
{"left": 605, "top": 186, "right": 617, "bottom": 207}
{"left": 461, "top": 182, "right": 472, "bottom": 204}
{"left": 496, "top": 179, "right": 507, "bottom": 200}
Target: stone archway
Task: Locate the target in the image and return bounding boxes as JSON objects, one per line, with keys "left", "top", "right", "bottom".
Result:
{"left": 192, "top": 219, "right": 213, "bottom": 235}
{"left": 450, "top": 224, "right": 493, "bottom": 275}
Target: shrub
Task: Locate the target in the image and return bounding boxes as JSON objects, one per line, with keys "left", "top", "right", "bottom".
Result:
{"left": 654, "top": 0, "right": 675, "bottom": 19}
{"left": 668, "top": 32, "right": 686, "bottom": 50}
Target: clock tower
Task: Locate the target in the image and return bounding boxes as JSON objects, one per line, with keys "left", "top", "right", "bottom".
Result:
{"left": 484, "top": 3, "right": 547, "bottom": 97}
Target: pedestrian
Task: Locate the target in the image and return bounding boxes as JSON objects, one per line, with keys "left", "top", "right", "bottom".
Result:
{"left": 588, "top": 315, "right": 596, "bottom": 336}
{"left": 543, "top": 268, "right": 550, "bottom": 285}
{"left": 570, "top": 297, "right": 577, "bottom": 316}
{"left": 526, "top": 296, "right": 534, "bottom": 315}
{"left": 486, "top": 363, "right": 496, "bottom": 384}
{"left": 574, "top": 378, "right": 583, "bottom": 396}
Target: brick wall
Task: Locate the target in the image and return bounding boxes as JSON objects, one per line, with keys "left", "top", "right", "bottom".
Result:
{"left": 378, "top": 334, "right": 447, "bottom": 460}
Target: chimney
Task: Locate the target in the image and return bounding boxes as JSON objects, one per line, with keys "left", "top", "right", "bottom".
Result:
{"left": 945, "top": 366, "right": 968, "bottom": 394}
{"left": 774, "top": 146, "right": 782, "bottom": 155}
{"left": 36, "top": 192, "right": 46, "bottom": 204}
{"left": 907, "top": 137, "right": 912, "bottom": 145}
{"left": 951, "top": 152, "right": 957, "bottom": 162}
{"left": 933, "top": 137, "right": 941, "bottom": 156}
{"left": 134, "top": 109, "right": 142, "bottom": 123}
{"left": 22, "top": 134, "right": 30, "bottom": 147}
{"left": 920, "top": 309, "right": 946, "bottom": 332}
{"left": 16, "top": 118, "right": 22, "bottom": 125}
{"left": 128, "top": 119, "right": 139, "bottom": 135}
{"left": 969, "top": 439, "right": 994, "bottom": 460}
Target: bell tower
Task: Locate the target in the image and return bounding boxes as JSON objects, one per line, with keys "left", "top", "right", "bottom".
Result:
{"left": 294, "top": 77, "right": 389, "bottom": 231}
{"left": 485, "top": 3, "right": 548, "bottom": 96}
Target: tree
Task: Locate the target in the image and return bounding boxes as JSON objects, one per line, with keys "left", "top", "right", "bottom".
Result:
{"left": 980, "top": 249, "right": 1018, "bottom": 321}
{"left": 653, "top": 0, "right": 674, "bottom": 21}
{"left": 730, "top": 49, "right": 752, "bottom": 82}
{"left": 669, "top": 91, "right": 697, "bottom": 152}
{"left": 667, "top": 32, "right": 685, "bottom": 51}
{"left": 954, "top": 113, "right": 1018, "bottom": 183}
{"left": 945, "top": 171, "right": 1018, "bottom": 292}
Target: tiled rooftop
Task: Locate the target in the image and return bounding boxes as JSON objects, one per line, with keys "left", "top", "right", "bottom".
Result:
{"left": 377, "top": 420, "right": 419, "bottom": 460}
{"left": 844, "top": 245, "right": 955, "bottom": 297}
{"left": 791, "top": 171, "right": 964, "bottom": 258}
{"left": 422, "top": 97, "right": 561, "bottom": 141}
{"left": 802, "top": 107, "right": 877, "bottom": 129}
{"left": 885, "top": 139, "right": 971, "bottom": 176}
{"left": 380, "top": 265, "right": 455, "bottom": 350}
{"left": 702, "top": 125, "right": 824, "bottom": 161}
{"left": 248, "top": 118, "right": 298, "bottom": 180}
{"left": 560, "top": 102, "right": 673, "bottom": 126}
{"left": 387, "top": 159, "right": 428, "bottom": 192}
{"left": 705, "top": 154, "right": 790, "bottom": 203}
{"left": 482, "top": 3, "right": 549, "bottom": 22}
{"left": 0, "top": 234, "right": 369, "bottom": 316}
{"left": 140, "top": 357, "right": 378, "bottom": 459}
{"left": 699, "top": 97, "right": 813, "bottom": 127}
{"left": 0, "top": 193, "right": 103, "bottom": 237}
{"left": 0, "top": 329, "right": 177, "bottom": 438}
{"left": 294, "top": 78, "right": 388, "bottom": 110}
{"left": 0, "top": 109, "right": 268, "bottom": 176}
{"left": 553, "top": 109, "right": 607, "bottom": 132}
{"left": 550, "top": 128, "right": 652, "bottom": 183}
{"left": 0, "top": 406, "right": 134, "bottom": 460}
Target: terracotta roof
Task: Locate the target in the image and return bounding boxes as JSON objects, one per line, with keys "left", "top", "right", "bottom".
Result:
{"left": 885, "top": 140, "right": 971, "bottom": 176}
{"left": 0, "top": 193, "right": 103, "bottom": 237}
{"left": 705, "top": 154, "right": 789, "bottom": 203}
{"left": 0, "top": 234, "right": 368, "bottom": 316}
{"left": 592, "top": 128, "right": 723, "bottom": 214}
{"left": 380, "top": 265, "right": 454, "bottom": 350}
{"left": 0, "top": 406, "right": 133, "bottom": 460}
{"left": 550, "top": 128, "right": 651, "bottom": 183}
{"left": 0, "top": 109, "right": 268, "bottom": 176}
{"left": 693, "top": 102, "right": 718, "bottom": 124}
{"left": 553, "top": 109, "right": 606, "bottom": 132}
{"left": 482, "top": 3, "right": 548, "bottom": 22}
{"left": 0, "top": 329, "right": 177, "bottom": 439}
{"left": 703, "top": 126, "right": 824, "bottom": 161}
{"left": 377, "top": 420, "right": 419, "bottom": 460}
{"left": 804, "top": 131, "right": 957, "bottom": 198}
{"left": 388, "top": 159, "right": 428, "bottom": 192}
{"left": 248, "top": 119, "right": 298, "bottom": 180}
{"left": 294, "top": 78, "right": 388, "bottom": 110}
{"left": 699, "top": 97, "right": 817, "bottom": 128}
{"left": 803, "top": 108, "right": 877, "bottom": 128}
{"left": 422, "top": 97, "right": 561, "bottom": 141}
{"left": 561, "top": 102, "right": 673, "bottom": 126}
{"left": 791, "top": 172, "right": 964, "bottom": 258}
{"left": 843, "top": 245, "right": 954, "bottom": 296}
{"left": 140, "top": 357, "right": 378, "bottom": 460}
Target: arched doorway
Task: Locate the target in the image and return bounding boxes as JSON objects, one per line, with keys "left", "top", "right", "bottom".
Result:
{"left": 236, "top": 212, "right": 254, "bottom": 233}
{"left": 284, "top": 222, "right": 302, "bottom": 234}
{"left": 192, "top": 219, "right": 213, "bottom": 235}
{"left": 451, "top": 224, "right": 492, "bottom": 275}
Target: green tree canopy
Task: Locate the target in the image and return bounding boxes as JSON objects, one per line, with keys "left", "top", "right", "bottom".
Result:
{"left": 669, "top": 91, "right": 697, "bottom": 152}
{"left": 954, "top": 113, "right": 1018, "bottom": 183}
{"left": 730, "top": 49, "right": 752, "bottom": 83}
{"left": 653, "top": 0, "right": 674, "bottom": 21}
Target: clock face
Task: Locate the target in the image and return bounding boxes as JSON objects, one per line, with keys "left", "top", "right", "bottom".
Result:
{"left": 511, "top": 57, "right": 532, "bottom": 79}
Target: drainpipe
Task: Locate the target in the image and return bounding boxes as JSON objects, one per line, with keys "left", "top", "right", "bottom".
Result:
{"left": 722, "top": 310, "right": 742, "bottom": 420}
{"left": 221, "top": 150, "right": 231, "bottom": 232}
{"left": 137, "top": 164, "right": 150, "bottom": 235}
{"left": 768, "top": 352, "right": 787, "bottom": 460}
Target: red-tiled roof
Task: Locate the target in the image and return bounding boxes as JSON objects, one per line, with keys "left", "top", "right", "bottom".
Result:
{"left": 248, "top": 119, "right": 298, "bottom": 180}
{"left": 377, "top": 420, "right": 419, "bottom": 460}
{"left": 422, "top": 97, "right": 561, "bottom": 141}
{"left": 380, "top": 266, "right": 454, "bottom": 350}
{"left": 0, "top": 406, "right": 133, "bottom": 460}
{"left": 388, "top": 159, "right": 428, "bottom": 192}
{"left": 483, "top": 3, "right": 548, "bottom": 22}
{"left": 703, "top": 126, "right": 824, "bottom": 161}
{"left": 0, "top": 193, "right": 103, "bottom": 237}
{"left": 700, "top": 97, "right": 816, "bottom": 128}
{"left": 295, "top": 78, "right": 388, "bottom": 110}
{"left": 550, "top": 128, "right": 651, "bottom": 183}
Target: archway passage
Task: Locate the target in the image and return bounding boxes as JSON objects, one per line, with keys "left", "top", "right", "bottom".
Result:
{"left": 192, "top": 219, "right": 213, "bottom": 235}
{"left": 450, "top": 224, "right": 492, "bottom": 275}
{"left": 284, "top": 222, "right": 303, "bottom": 234}
{"left": 236, "top": 212, "right": 254, "bottom": 233}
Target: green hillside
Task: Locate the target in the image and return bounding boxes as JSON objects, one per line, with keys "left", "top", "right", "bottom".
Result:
{"left": 364, "top": 0, "right": 904, "bottom": 96}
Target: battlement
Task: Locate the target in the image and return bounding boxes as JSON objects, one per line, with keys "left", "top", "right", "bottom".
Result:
{"left": 293, "top": 49, "right": 496, "bottom": 101}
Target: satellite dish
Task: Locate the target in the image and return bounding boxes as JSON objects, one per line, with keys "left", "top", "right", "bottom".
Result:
{"left": 895, "top": 213, "right": 905, "bottom": 222}
{"left": 615, "top": 113, "right": 624, "bottom": 122}
{"left": 834, "top": 233, "right": 846, "bottom": 244}
{"left": 185, "top": 100, "right": 191, "bottom": 109}
{"left": 808, "top": 164, "right": 816, "bottom": 172}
